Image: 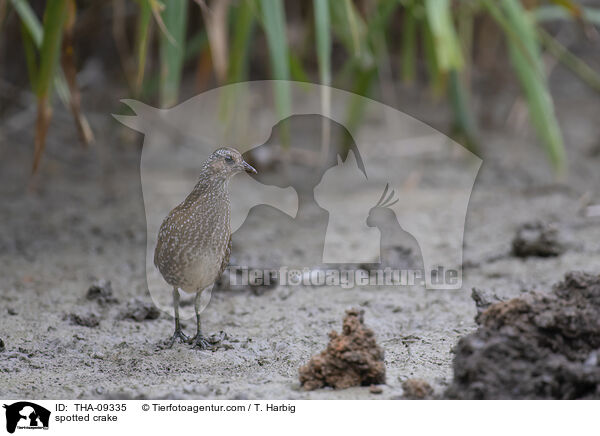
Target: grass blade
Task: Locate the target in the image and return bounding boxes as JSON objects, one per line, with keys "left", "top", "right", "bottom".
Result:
{"left": 227, "top": 0, "right": 255, "bottom": 83}
{"left": 11, "top": 0, "right": 70, "bottom": 107}
{"left": 329, "top": 0, "right": 370, "bottom": 66}
{"left": 10, "top": 0, "right": 42, "bottom": 44}
{"left": 533, "top": 5, "right": 600, "bottom": 24}
{"left": 313, "top": 0, "right": 331, "bottom": 158}
{"left": 36, "top": 0, "right": 68, "bottom": 111}
{"left": 450, "top": 0, "right": 478, "bottom": 152}
{"left": 344, "top": 65, "right": 377, "bottom": 151}
{"left": 344, "top": 0, "right": 360, "bottom": 56}
{"left": 61, "top": 0, "right": 94, "bottom": 146}
{"left": 259, "top": 0, "right": 291, "bottom": 124}
{"left": 449, "top": 70, "right": 478, "bottom": 153}
{"left": 424, "top": 0, "right": 463, "bottom": 72}
{"left": 313, "top": 0, "right": 331, "bottom": 87}
{"left": 33, "top": 0, "right": 68, "bottom": 174}
{"left": 196, "top": 0, "right": 230, "bottom": 84}
{"left": 329, "top": 0, "right": 376, "bottom": 140}
{"left": 159, "top": 0, "right": 188, "bottom": 107}
{"left": 112, "top": 0, "right": 133, "bottom": 87}
{"left": 401, "top": 3, "right": 417, "bottom": 83}
{"left": 289, "top": 52, "right": 309, "bottom": 83}
{"left": 217, "top": 1, "right": 254, "bottom": 132}
{"left": 422, "top": 18, "right": 446, "bottom": 96}
{"left": 508, "top": 0, "right": 566, "bottom": 173}
{"left": 537, "top": 27, "right": 600, "bottom": 93}
{"left": 483, "top": 0, "right": 566, "bottom": 173}
{"left": 259, "top": 0, "right": 290, "bottom": 80}
{"left": 367, "top": 0, "right": 398, "bottom": 104}
{"left": 20, "top": 20, "right": 37, "bottom": 86}
{"left": 134, "top": 0, "right": 152, "bottom": 96}
{"left": 149, "top": 0, "right": 175, "bottom": 44}
{"left": 457, "top": 0, "right": 474, "bottom": 82}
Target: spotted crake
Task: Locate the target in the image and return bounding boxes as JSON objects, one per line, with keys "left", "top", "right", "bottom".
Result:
{"left": 154, "top": 147, "right": 257, "bottom": 348}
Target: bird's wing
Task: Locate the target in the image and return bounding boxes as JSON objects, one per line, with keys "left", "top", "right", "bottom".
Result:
{"left": 220, "top": 235, "right": 232, "bottom": 276}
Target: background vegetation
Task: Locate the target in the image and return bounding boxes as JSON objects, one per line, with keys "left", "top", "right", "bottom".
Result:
{"left": 1, "top": 0, "right": 599, "bottom": 174}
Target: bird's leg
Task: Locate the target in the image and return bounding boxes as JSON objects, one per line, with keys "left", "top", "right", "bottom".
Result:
{"left": 167, "top": 287, "right": 189, "bottom": 347}
{"left": 189, "top": 290, "right": 211, "bottom": 350}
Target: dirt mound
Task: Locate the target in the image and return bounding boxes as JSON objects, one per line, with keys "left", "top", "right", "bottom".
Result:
{"left": 299, "top": 308, "right": 386, "bottom": 390}
{"left": 64, "top": 312, "right": 100, "bottom": 328}
{"left": 446, "top": 271, "right": 600, "bottom": 399}
{"left": 119, "top": 298, "right": 161, "bottom": 322}
{"left": 402, "top": 379, "right": 434, "bottom": 399}
{"left": 511, "top": 221, "right": 565, "bottom": 257}
{"left": 86, "top": 279, "right": 119, "bottom": 305}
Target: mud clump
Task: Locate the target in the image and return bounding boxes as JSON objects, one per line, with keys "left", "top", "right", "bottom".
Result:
{"left": 402, "top": 379, "right": 434, "bottom": 399}
{"left": 446, "top": 271, "right": 600, "bottom": 399}
{"left": 120, "top": 298, "right": 161, "bottom": 322}
{"left": 471, "top": 287, "right": 502, "bottom": 323}
{"left": 87, "top": 279, "right": 119, "bottom": 305}
{"left": 512, "top": 221, "right": 565, "bottom": 257}
{"left": 64, "top": 312, "right": 100, "bottom": 328}
{"left": 369, "top": 385, "right": 383, "bottom": 394}
{"left": 299, "top": 308, "right": 385, "bottom": 390}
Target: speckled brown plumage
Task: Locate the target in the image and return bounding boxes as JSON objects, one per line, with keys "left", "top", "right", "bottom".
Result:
{"left": 154, "top": 147, "right": 256, "bottom": 348}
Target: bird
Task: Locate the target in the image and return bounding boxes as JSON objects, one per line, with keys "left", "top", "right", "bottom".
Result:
{"left": 154, "top": 147, "right": 257, "bottom": 349}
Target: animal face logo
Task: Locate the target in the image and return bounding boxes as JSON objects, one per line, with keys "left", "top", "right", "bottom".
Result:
{"left": 114, "top": 81, "right": 481, "bottom": 318}
{"left": 3, "top": 402, "right": 50, "bottom": 434}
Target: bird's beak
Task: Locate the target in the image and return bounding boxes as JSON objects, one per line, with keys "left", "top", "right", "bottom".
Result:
{"left": 242, "top": 160, "right": 257, "bottom": 174}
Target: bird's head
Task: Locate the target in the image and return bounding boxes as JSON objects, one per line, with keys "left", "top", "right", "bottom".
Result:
{"left": 204, "top": 147, "right": 257, "bottom": 179}
{"left": 366, "top": 183, "right": 399, "bottom": 228}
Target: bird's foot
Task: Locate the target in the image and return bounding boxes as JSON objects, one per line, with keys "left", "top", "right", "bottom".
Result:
{"left": 188, "top": 333, "right": 212, "bottom": 350}
{"left": 167, "top": 329, "right": 190, "bottom": 348}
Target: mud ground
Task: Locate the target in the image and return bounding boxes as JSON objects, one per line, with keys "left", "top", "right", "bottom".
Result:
{"left": 1, "top": 69, "right": 599, "bottom": 399}
{"left": 446, "top": 271, "right": 600, "bottom": 399}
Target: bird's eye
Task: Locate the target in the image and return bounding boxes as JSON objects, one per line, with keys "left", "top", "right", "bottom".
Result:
{"left": 225, "top": 155, "right": 234, "bottom": 164}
